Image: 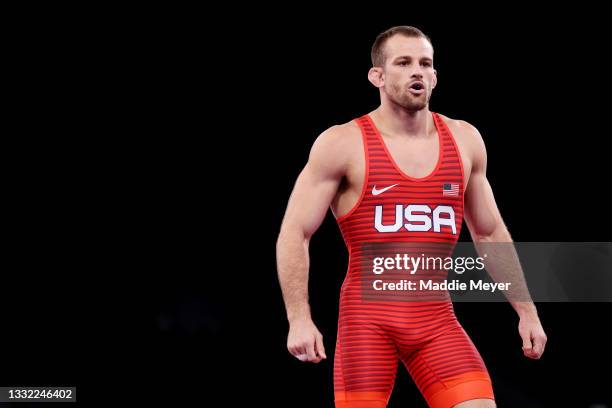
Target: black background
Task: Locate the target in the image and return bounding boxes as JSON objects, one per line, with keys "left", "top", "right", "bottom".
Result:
{"left": 149, "top": 12, "right": 612, "bottom": 408}
{"left": 4, "top": 8, "right": 611, "bottom": 408}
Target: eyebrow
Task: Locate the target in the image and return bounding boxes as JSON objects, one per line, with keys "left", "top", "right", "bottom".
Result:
{"left": 394, "top": 56, "right": 433, "bottom": 62}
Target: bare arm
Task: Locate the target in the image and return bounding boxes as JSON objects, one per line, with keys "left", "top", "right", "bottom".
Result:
{"left": 276, "top": 126, "right": 350, "bottom": 363}
{"left": 462, "top": 121, "right": 547, "bottom": 359}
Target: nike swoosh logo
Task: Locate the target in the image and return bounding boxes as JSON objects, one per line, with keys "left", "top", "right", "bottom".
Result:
{"left": 372, "top": 184, "right": 399, "bottom": 196}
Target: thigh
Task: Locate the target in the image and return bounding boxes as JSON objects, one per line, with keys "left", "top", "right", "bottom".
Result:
{"left": 400, "top": 325, "right": 494, "bottom": 408}
{"left": 334, "top": 323, "right": 399, "bottom": 408}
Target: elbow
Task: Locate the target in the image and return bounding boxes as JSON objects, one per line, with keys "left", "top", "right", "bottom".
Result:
{"left": 473, "top": 222, "right": 512, "bottom": 243}
{"left": 277, "top": 223, "right": 310, "bottom": 249}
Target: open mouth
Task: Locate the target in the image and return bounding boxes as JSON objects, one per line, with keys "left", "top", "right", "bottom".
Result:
{"left": 408, "top": 82, "right": 425, "bottom": 94}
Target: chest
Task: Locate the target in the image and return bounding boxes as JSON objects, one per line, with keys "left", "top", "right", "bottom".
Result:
{"left": 381, "top": 134, "right": 441, "bottom": 179}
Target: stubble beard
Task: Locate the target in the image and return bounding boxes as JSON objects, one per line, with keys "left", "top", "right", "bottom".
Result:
{"left": 389, "top": 83, "right": 430, "bottom": 112}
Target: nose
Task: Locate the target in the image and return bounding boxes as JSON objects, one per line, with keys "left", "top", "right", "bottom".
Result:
{"left": 411, "top": 66, "right": 424, "bottom": 78}
{"left": 409, "top": 62, "right": 424, "bottom": 78}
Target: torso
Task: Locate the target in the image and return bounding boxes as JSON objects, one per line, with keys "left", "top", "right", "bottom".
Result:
{"left": 331, "top": 111, "right": 474, "bottom": 219}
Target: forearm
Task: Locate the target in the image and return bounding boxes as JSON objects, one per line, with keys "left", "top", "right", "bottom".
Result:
{"left": 473, "top": 224, "right": 537, "bottom": 317}
{"left": 276, "top": 227, "right": 312, "bottom": 323}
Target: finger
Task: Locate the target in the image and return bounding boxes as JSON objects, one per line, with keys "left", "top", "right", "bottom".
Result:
{"left": 296, "top": 353, "right": 308, "bottom": 362}
{"left": 523, "top": 345, "right": 535, "bottom": 356}
{"left": 533, "top": 335, "right": 547, "bottom": 357}
{"left": 315, "top": 335, "right": 327, "bottom": 360}
{"left": 298, "top": 342, "right": 307, "bottom": 354}
{"left": 525, "top": 346, "right": 539, "bottom": 358}
{"left": 306, "top": 340, "right": 320, "bottom": 363}
{"left": 523, "top": 346, "right": 536, "bottom": 357}
{"left": 521, "top": 331, "right": 533, "bottom": 353}
{"left": 523, "top": 338, "right": 542, "bottom": 359}
{"left": 287, "top": 341, "right": 296, "bottom": 354}
{"left": 291, "top": 344, "right": 305, "bottom": 358}
{"left": 524, "top": 349, "right": 539, "bottom": 359}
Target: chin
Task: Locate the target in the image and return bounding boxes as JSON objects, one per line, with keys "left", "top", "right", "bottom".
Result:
{"left": 402, "top": 101, "right": 427, "bottom": 111}
{"left": 391, "top": 93, "right": 429, "bottom": 111}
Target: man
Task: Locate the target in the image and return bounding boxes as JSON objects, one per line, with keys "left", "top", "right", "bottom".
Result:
{"left": 276, "top": 26, "right": 547, "bottom": 408}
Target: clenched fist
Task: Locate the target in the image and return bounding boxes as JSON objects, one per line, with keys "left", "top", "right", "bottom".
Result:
{"left": 287, "top": 318, "right": 327, "bottom": 363}
{"left": 519, "top": 313, "right": 547, "bottom": 360}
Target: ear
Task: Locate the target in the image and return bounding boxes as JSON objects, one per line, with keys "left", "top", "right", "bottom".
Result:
{"left": 368, "top": 67, "right": 384, "bottom": 88}
{"left": 432, "top": 69, "right": 438, "bottom": 89}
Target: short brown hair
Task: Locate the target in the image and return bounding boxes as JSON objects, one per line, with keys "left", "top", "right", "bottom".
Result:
{"left": 371, "top": 26, "right": 433, "bottom": 67}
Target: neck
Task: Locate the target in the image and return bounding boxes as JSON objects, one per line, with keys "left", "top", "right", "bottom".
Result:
{"left": 371, "top": 101, "right": 431, "bottom": 138}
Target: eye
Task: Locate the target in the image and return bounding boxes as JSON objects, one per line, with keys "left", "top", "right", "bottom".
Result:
{"left": 398, "top": 61, "right": 409, "bottom": 66}
{"left": 421, "top": 61, "right": 432, "bottom": 67}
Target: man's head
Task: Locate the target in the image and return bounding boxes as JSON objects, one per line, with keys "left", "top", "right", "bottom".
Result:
{"left": 368, "top": 26, "right": 437, "bottom": 112}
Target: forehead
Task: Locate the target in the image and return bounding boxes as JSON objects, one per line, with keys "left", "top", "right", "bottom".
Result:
{"left": 384, "top": 35, "right": 433, "bottom": 60}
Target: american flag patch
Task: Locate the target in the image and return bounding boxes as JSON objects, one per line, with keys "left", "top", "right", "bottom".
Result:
{"left": 442, "top": 183, "right": 459, "bottom": 196}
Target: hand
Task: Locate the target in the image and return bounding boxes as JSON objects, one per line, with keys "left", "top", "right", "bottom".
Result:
{"left": 287, "top": 318, "right": 327, "bottom": 363}
{"left": 518, "top": 312, "right": 547, "bottom": 359}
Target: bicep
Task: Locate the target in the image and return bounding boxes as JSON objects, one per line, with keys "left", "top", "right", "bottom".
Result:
{"left": 282, "top": 163, "right": 342, "bottom": 239}
{"left": 280, "top": 129, "right": 346, "bottom": 239}
{"left": 464, "top": 171, "right": 503, "bottom": 239}
{"left": 462, "top": 122, "right": 504, "bottom": 239}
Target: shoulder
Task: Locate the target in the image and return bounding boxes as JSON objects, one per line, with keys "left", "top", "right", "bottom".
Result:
{"left": 308, "top": 119, "right": 362, "bottom": 175}
{"left": 311, "top": 120, "right": 361, "bottom": 153}
{"left": 436, "top": 113, "right": 487, "bottom": 164}
{"left": 309, "top": 119, "right": 362, "bottom": 161}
